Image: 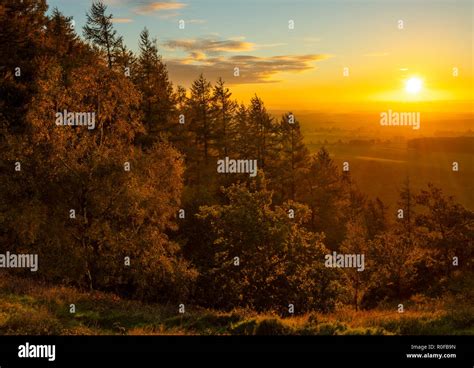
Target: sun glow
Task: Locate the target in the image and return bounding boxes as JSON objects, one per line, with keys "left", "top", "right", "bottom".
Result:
{"left": 405, "top": 77, "right": 423, "bottom": 94}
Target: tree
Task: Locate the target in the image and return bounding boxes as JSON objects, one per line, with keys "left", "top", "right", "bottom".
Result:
{"left": 415, "top": 184, "right": 474, "bottom": 284}
{"left": 187, "top": 74, "right": 215, "bottom": 164}
{"left": 363, "top": 230, "right": 423, "bottom": 307}
{"left": 83, "top": 1, "right": 122, "bottom": 69}
{"left": 196, "top": 177, "right": 339, "bottom": 314}
{"left": 212, "top": 78, "right": 236, "bottom": 157}
{"left": 0, "top": 0, "right": 48, "bottom": 135}
{"left": 397, "top": 177, "right": 415, "bottom": 245}
{"left": 364, "top": 197, "right": 389, "bottom": 240}
{"left": 234, "top": 103, "right": 251, "bottom": 157}
{"left": 272, "top": 113, "right": 310, "bottom": 203}
{"left": 133, "top": 28, "right": 175, "bottom": 146}
{"left": 339, "top": 216, "right": 371, "bottom": 310}
{"left": 247, "top": 95, "right": 278, "bottom": 171}
{"left": 300, "top": 148, "right": 349, "bottom": 248}
{"left": 0, "top": 48, "right": 195, "bottom": 301}
{"left": 114, "top": 38, "right": 136, "bottom": 77}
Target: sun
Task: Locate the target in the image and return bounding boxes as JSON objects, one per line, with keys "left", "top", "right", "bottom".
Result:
{"left": 405, "top": 77, "right": 423, "bottom": 94}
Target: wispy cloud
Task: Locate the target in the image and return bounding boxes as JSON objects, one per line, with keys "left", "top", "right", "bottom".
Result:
{"left": 111, "top": 17, "right": 133, "bottom": 23}
{"left": 167, "top": 53, "right": 330, "bottom": 85}
{"left": 133, "top": 2, "right": 187, "bottom": 15}
{"left": 164, "top": 37, "right": 255, "bottom": 55}
{"left": 163, "top": 36, "right": 330, "bottom": 84}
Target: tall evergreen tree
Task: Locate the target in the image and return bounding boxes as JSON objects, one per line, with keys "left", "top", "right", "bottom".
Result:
{"left": 300, "top": 148, "right": 349, "bottom": 248}
{"left": 365, "top": 197, "right": 389, "bottom": 240}
{"left": 273, "top": 113, "right": 310, "bottom": 203}
{"left": 0, "top": 0, "right": 48, "bottom": 135}
{"left": 187, "top": 74, "right": 214, "bottom": 164}
{"left": 247, "top": 95, "right": 277, "bottom": 170}
{"left": 212, "top": 78, "right": 236, "bottom": 157}
{"left": 83, "top": 1, "right": 121, "bottom": 69}
{"left": 133, "top": 28, "right": 175, "bottom": 146}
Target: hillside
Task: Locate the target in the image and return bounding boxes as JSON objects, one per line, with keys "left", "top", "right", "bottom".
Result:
{"left": 0, "top": 274, "right": 472, "bottom": 336}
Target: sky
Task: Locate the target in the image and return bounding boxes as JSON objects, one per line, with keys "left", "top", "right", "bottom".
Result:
{"left": 47, "top": 0, "right": 473, "bottom": 112}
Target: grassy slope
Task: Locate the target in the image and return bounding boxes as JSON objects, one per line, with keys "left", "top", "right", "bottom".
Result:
{"left": 1, "top": 274, "right": 472, "bottom": 335}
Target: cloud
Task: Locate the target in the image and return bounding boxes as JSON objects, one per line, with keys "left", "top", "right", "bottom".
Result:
{"left": 111, "top": 17, "right": 133, "bottom": 23}
{"left": 133, "top": 2, "right": 187, "bottom": 15}
{"left": 162, "top": 36, "right": 330, "bottom": 85}
{"left": 164, "top": 38, "right": 255, "bottom": 55}
{"left": 189, "top": 51, "right": 206, "bottom": 61}
{"left": 166, "top": 53, "right": 330, "bottom": 85}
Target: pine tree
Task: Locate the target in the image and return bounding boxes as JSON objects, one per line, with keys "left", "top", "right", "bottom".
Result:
{"left": 365, "top": 197, "right": 388, "bottom": 240}
{"left": 212, "top": 78, "right": 236, "bottom": 157}
{"left": 187, "top": 74, "right": 214, "bottom": 164}
{"left": 133, "top": 28, "right": 175, "bottom": 146}
{"left": 115, "top": 38, "right": 136, "bottom": 77}
{"left": 234, "top": 103, "right": 251, "bottom": 157}
{"left": 83, "top": 1, "right": 121, "bottom": 69}
{"left": 247, "top": 95, "right": 277, "bottom": 170}
{"left": 273, "top": 113, "right": 310, "bottom": 202}
{"left": 46, "top": 9, "right": 96, "bottom": 87}
{"left": 301, "top": 148, "right": 349, "bottom": 248}
{"left": 0, "top": 0, "right": 48, "bottom": 135}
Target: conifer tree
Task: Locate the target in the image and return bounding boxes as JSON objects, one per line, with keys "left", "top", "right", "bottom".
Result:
{"left": 187, "top": 74, "right": 214, "bottom": 164}
{"left": 273, "top": 113, "right": 310, "bottom": 203}
{"left": 83, "top": 1, "right": 121, "bottom": 69}
{"left": 212, "top": 78, "right": 236, "bottom": 157}
{"left": 133, "top": 28, "right": 175, "bottom": 145}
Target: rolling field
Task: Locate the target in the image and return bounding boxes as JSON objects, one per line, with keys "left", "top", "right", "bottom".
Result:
{"left": 296, "top": 114, "right": 474, "bottom": 210}
{"left": 329, "top": 145, "right": 473, "bottom": 210}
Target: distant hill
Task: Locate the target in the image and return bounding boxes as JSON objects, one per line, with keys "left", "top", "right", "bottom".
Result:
{"left": 408, "top": 137, "right": 474, "bottom": 153}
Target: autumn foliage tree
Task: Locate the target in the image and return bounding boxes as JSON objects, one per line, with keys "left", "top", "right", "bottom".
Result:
{"left": 0, "top": 1, "right": 195, "bottom": 303}
{"left": 196, "top": 178, "right": 339, "bottom": 314}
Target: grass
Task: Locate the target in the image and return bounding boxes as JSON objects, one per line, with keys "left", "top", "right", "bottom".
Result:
{"left": 0, "top": 273, "right": 472, "bottom": 335}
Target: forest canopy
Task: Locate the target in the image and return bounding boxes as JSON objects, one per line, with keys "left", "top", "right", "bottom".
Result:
{"left": 0, "top": 0, "right": 472, "bottom": 316}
